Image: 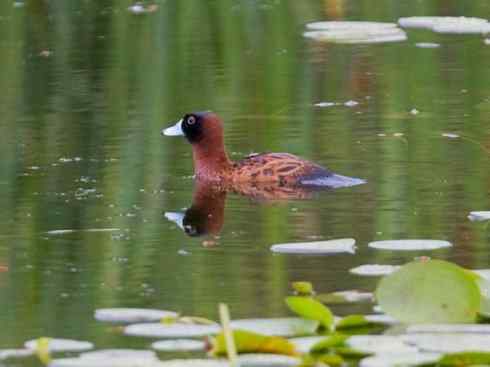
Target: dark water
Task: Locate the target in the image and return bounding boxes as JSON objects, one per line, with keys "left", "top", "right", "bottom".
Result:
{"left": 1, "top": 0, "right": 490, "bottom": 355}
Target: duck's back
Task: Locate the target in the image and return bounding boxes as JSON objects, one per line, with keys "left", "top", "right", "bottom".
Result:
{"left": 231, "top": 152, "right": 365, "bottom": 188}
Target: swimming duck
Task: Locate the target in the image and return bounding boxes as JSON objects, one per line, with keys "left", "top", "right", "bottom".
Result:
{"left": 162, "top": 111, "right": 365, "bottom": 188}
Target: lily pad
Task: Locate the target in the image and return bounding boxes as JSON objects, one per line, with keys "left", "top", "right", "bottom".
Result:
{"left": 270, "top": 239, "right": 356, "bottom": 255}
{"left": 368, "top": 239, "right": 452, "bottom": 251}
{"left": 347, "top": 335, "right": 417, "bottom": 355}
{"left": 349, "top": 265, "right": 400, "bottom": 276}
{"left": 415, "top": 42, "right": 440, "bottom": 48}
{"left": 376, "top": 260, "right": 481, "bottom": 324}
{"left": 124, "top": 323, "right": 220, "bottom": 338}
{"left": 151, "top": 339, "right": 205, "bottom": 352}
{"left": 402, "top": 333, "right": 490, "bottom": 353}
{"left": 398, "top": 16, "right": 490, "bottom": 34}
{"left": 304, "top": 21, "right": 407, "bottom": 44}
{"left": 229, "top": 318, "right": 318, "bottom": 337}
{"left": 94, "top": 308, "right": 177, "bottom": 323}
{"left": 237, "top": 353, "right": 299, "bottom": 366}
{"left": 360, "top": 352, "right": 441, "bottom": 367}
{"left": 49, "top": 349, "right": 160, "bottom": 367}
{"left": 468, "top": 211, "right": 490, "bottom": 222}
{"left": 156, "top": 360, "right": 228, "bottom": 367}
{"left": 0, "top": 349, "right": 34, "bottom": 360}
{"left": 407, "top": 324, "right": 490, "bottom": 334}
{"left": 25, "top": 338, "right": 94, "bottom": 352}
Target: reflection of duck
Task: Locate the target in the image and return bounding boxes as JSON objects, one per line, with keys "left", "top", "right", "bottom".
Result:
{"left": 162, "top": 112, "right": 365, "bottom": 188}
{"left": 165, "top": 179, "right": 337, "bottom": 238}
{"left": 166, "top": 182, "right": 226, "bottom": 237}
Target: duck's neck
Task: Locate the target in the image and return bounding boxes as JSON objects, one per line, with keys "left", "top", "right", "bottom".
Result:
{"left": 192, "top": 143, "right": 233, "bottom": 180}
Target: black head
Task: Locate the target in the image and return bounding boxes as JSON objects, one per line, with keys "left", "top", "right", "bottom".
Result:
{"left": 180, "top": 112, "right": 208, "bottom": 144}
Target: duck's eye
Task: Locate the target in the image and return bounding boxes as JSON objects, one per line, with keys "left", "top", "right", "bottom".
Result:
{"left": 187, "top": 116, "right": 196, "bottom": 125}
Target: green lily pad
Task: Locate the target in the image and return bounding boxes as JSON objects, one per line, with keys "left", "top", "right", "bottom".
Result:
{"left": 376, "top": 260, "right": 481, "bottom": 324}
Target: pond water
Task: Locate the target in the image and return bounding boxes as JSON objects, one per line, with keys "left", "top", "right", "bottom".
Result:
{"left": 0, "top": 0, "right": 489, "bottom": 360}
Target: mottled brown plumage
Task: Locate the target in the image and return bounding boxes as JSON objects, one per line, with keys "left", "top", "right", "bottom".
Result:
{"left": 162, "top": 112, "right": 365, "bottom": 188}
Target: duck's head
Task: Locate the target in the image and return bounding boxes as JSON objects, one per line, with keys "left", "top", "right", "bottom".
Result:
{"left": 162, "top": 111, "right": 223, "bottom": 145}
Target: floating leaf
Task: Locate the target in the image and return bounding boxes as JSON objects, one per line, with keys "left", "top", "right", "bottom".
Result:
{"left": 270, "top": 239, "right": 356, "bottom": 255}
{"left": 402, "top": 333, "right": 490, "bottom": 353}
{"left": 94, "top": 308, "right": 177, "bottom": 323}
{"left": 124, "top": 323, "right": 220, "bottom": 338}
{"left": 348, "top": 335, "right": 417, "bottom": 355}
{"left": 407, "top": 324, "right": 490, "bottom": 334}
{"left": 368, "top": 239, "right": 452, "bottom": 251}
{"left": 376, "top": 260, "right": 481, "bottom": 324}
{"left": 0, "top": 349, "right": 34, "bottom": 360}
{"left": 25, "top": 338, "right": 94, "bottom": 353}
{"left": 229, "top": 318, "right": 318, "bottom": 337}
{"left": 349, "top": 265, "right": 400, "bottom": 276}
{"left": 49, "top": 349, "right": 159, "bottom": 367}
{"left": 151, "top": 340, "right": 205, "bottom": 352}
{"left": 398, "top": 16, "right": 490, "bottom": 34}
{"left": 285, "top": 297, "right": 334, "bottom": 330}
{"left": 304, "top": 21, "right": 406, "bottom": 44}
{"left": 237, "top": 353, "right": 299, "bottom": 366}
{"left": 211, "top": 329, "right": 296, "bottom": 356}
{"left": 360, "top": 352, "right": 441, "bottom": 367}
{"left": 468, "top": 211, "right": 490, "bottom": 222}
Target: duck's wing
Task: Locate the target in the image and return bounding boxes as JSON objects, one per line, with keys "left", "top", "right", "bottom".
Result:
{"left": 234, "top": 153, "right": 365, "bottom": 188}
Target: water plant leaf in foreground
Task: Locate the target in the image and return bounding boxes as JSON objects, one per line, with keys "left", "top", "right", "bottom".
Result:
{"left": 468, "top": 211, "right": 490, "bottom": 222}
{"left": 376, "top": 260, "right": 481, "bottom": 323}
{"left": 285, "top": 296, "right": 334, "bottom": 330}
{"left": 309, "top": 334, "right": 348, "bottom": 354}
{"left": 270, "top": 239, "right": 356, "bottom": 255}
{"left": 210, "top": 329, "right": 297, "bottom": 356}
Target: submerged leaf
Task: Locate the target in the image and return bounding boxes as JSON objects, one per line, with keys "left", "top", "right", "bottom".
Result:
{"left": 376, "top": 260, "right": 481, "bottom": 324}
{"left": 285, "top": 297, "right": 334, "bottom": 330}
{"left": 210, "top": 329, "right": 297, "bottom": 356}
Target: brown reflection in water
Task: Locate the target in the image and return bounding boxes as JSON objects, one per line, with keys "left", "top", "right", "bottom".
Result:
{"left": 165, "top": 179, "right": 325, "bottom": 239}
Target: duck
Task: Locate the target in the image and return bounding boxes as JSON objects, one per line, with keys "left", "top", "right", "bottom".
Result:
{"left": 162, "top": 111, "right": 365, "bottom": 188}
